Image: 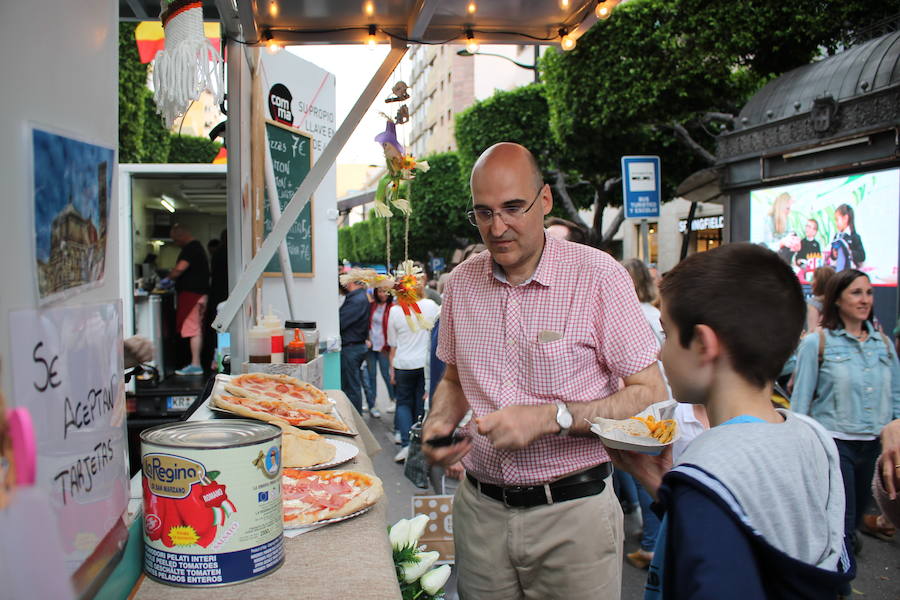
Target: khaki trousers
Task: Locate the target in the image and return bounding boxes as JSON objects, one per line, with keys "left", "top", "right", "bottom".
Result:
{"left": 453, "top": 475, "right": 623, "bottom": 600}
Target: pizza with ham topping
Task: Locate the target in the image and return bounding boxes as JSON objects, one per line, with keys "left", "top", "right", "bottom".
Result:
{"left": 213, "top": 393, "right": 350, "bottom": 432}
{"left": 282, "top": 469, "right": 383, "bottom": 527}
{"left": 225, "top": 373, "right": 333, "bottom": 414}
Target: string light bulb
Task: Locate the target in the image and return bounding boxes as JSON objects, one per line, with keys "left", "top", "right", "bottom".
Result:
{"left": 559, "top": 29, "right": 576, "bottom": 51}
{"left": 559, "top": 0, "right": 569, "bottom": 8}
{"left": 467, "top": 1, "right": 477, "bottom": 14}
{"left": 268, "top": 0, "right": 278, "bottom": 17}
{"left": 595, "top": 0, "right": 614, "bottom": 20}
{"left": 465, "top": 30, "right": 479, "bottom": 54}
{"left": 264, "top": 31, "right": 282, "bottom": 54}
{"left": 367, "top": 24, "right": 378, "bottom": 49}
{"left": 364, "top": 0, "right": 375, "bottom": 16}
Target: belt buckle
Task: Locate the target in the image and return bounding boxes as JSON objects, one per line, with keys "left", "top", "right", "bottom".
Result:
{"left": 502, "top": 485, "right": 525, "bottom": 508}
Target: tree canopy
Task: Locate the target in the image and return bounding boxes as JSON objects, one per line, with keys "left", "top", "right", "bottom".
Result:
{"left": 338, "top": 152, "right": 473, "bottom": 265}
{"left": 535, "top": 0, "right": 898, "bottom": 242}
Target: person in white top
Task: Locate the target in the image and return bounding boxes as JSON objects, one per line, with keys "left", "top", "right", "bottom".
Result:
{"left": 621, "top": 258, "right": 709, "bottom": 569}
{"left": 388, "top": 287, "right": 441, "bottom": 462}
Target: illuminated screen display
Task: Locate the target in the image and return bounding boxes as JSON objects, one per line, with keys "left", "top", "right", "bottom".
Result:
{"left": 750, "top": 168, "right": 899, "bottom": 287}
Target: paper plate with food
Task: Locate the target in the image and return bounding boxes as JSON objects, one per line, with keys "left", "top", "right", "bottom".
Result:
{"left": 282, "top": 468, "right": 383, "bottom": 529}
{"left": 590, "top": 400, "right": 680, "bottom": 455}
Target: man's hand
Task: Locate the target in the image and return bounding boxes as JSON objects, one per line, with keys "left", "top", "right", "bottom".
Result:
{"left": 444, "top": 462, "right": 466, "bottom": 481}
{"left": 422, "top": 416, "right": 471, "bottom": 468}
{"left": 604, "top": 445, "right": 672, "bottom": 501}
{"left": 881, "top": 419, "right": 900, "bottom": 500}
{"left": 124, "top": 335, "right": 154, "bottom": 369}
{"left": 476, "top": 405, "right": 557, "bottom": 450}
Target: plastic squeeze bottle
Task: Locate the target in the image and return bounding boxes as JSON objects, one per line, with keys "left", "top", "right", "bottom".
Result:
{"left": 285, "top": 329, "right": 307, "bottom": 364}
{"left": 260, "top": 306, "right": 284, "bottom": 363}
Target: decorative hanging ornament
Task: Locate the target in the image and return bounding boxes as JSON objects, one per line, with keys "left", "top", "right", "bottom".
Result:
{"left": 151, "top": 0, "right": 225, "bottom": 128}
{"left": 340, "top": 261, "right": 434, "bottom": 331}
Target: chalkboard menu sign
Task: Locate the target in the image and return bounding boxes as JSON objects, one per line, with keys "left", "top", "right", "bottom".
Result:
{"left": 264, "top": 120, "right": 314, "bottom": 276}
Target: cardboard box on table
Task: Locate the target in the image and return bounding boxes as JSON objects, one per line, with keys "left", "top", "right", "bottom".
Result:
{"left": 242, "top": 355, "right": 324, "bottom": 389}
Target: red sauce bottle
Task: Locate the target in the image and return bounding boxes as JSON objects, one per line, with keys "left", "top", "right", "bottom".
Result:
{"left": 285, "top": 329, "right": 307, "bottom": 364}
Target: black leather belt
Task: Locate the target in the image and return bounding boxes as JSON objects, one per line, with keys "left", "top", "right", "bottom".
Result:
{"left": 466, "top": 463, "right": 611, "bottom": 508}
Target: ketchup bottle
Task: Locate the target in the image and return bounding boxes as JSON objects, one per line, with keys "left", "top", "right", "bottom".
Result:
{"left": 285, "top": 329, "right": 307, "bottom": 364}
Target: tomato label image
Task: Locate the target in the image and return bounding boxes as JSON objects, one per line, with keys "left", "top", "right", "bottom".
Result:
{"left": 140, "top": 421, "right": 284, "bottom": 587}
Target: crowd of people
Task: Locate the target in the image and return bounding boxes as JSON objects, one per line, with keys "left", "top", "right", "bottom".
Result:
{"left": 340, "top": 142, "right": 899, "bottom": 600}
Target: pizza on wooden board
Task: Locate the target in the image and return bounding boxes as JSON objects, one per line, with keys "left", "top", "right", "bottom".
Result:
{"left": 282, "top": 468, "right": 383, "bottom": 527}
{"left": 225, "top": 373, "right": 332, "bottom": 413}
{"left": 278, "top": 423, "right": 337, "bottom": 468}
{"left": 213, "top": 393, "right": 349, "bottom": 432}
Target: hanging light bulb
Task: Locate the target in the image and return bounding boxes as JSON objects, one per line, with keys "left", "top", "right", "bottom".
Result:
{"left": 268, "top": 0, "right": 278, "bottom": 17}
{"left": 559, "top": 29, "right": 576, "bottom": 51}
{"left": 367, "top": 24, "right": 378, "bottom": 49}
{"left": 364, "top": 0, "right": 375, "bottom": 16}
{"left": 264, "top": 31, "right": 282, "bottom": 54}
{"left": 559, "top": 0, "right": 570, "bottom": 8}
{"left": 595, "top": 0, "right": 613, "bottom": 20}
{"left": 465, "top": 30, "right": 479, "bottom": 54}
{"left": 467, "top": 1, "right": 477, "bottom": 14}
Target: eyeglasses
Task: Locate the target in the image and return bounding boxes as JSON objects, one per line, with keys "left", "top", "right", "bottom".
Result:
{"left": 466, "top": 185, "right": 544, "bottom": 227}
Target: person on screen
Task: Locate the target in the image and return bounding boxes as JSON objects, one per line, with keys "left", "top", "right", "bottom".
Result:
{"left": 764, "top": 192, "right": 792, "bottom": 246}
{"left": 764, "top": 192, "right": 802, "bottom": 264}
{"left": 830, "top": 204, "right": 866, "bottom": 271}
{"left": 798, "top": 218, "right": 822, "bottom": 264}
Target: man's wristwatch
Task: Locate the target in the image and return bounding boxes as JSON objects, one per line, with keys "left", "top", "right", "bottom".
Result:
{"left": 555, "top": 402, "right": 573, "bottom": 436}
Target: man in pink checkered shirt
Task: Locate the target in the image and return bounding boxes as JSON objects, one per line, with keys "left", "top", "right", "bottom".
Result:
{"left": 424, "top": 143, "right": 665, "bottom": 599}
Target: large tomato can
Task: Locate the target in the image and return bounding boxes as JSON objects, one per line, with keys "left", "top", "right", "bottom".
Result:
{"left": 140, "top": 420, "right": 284, "bottom": 586}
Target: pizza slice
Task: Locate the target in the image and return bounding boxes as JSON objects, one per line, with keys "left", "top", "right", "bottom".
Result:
{"left": 282, "top": 469, "right": 383, "bottom": 527}
{"left": 226, "top": 373, "right": 333, "bottom": 414}
{"left": 213, "top": 393, "right": 349, "bottom": 432}
{"left": 278, "top": 423, "right": 337, "bottom": 468}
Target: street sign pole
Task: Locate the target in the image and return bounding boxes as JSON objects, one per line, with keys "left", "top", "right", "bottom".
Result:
{"left": 621, "top": 155, "right": 661, "bottom": 265}
{"left": 640, "top": 218, "right": 650, "bottom": 264}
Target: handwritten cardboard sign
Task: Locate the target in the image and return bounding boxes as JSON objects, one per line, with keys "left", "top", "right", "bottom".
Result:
{"left": 7, "top": 301, "right": 127, "bottom": 576}
{"left": 411, "top": 495, "right": 455, "bottom": 564}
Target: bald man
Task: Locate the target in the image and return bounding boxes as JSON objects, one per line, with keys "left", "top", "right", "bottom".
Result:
{"left": 425, "top": 143, "right": 664, "bottom": 599}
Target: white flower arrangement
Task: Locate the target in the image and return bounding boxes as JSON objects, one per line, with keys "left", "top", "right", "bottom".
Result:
{"left": 389, "top": 515, "right": 451, "bottom": 599}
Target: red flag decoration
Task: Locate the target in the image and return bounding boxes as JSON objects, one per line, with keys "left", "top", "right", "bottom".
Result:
{"left": 212, "top": 146, "right": 227, "bottom": 164}
{"left": 135, "top": 21, "right": 221, "bottom": 64}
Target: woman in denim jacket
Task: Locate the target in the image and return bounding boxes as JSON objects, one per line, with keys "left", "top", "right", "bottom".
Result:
{"left": 792, "top": 269, "right": 900, "bottom": 558}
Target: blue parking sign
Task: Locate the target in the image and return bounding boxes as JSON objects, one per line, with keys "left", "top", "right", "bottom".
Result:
{"left": 430, "top": 257, "right": 446, "bottom": 274}
{"left": 621, "top": 156, "right": 661, "bottom": 219}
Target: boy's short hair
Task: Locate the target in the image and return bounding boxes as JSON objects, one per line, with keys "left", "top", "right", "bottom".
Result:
{"left": 659, "top": 243, "right": 805, "bottom": 388}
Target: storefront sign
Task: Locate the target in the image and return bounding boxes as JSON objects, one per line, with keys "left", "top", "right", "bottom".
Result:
{"left": 678, "top": 215, "right": 724, "bottom": 233}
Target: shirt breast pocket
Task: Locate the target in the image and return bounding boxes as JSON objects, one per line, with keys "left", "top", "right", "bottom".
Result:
{"left": 524, "top": 338, "right": 578, "bottom": 398}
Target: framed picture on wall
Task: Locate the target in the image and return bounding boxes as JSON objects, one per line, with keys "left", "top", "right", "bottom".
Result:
{"left": 30, "top": 126, "right": 115, "bottom": 304}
